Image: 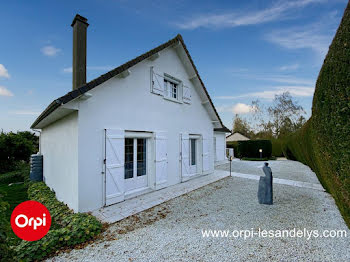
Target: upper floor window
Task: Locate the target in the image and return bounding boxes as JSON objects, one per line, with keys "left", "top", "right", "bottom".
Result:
{"left": 164, "top": 78, "right": 178, "bottom": 100}
{"left": 151, "top": 67, "right": 191, "bottom": 103}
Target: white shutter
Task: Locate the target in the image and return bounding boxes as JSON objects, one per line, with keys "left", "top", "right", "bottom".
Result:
{"left": 202, "top": 135, "right": 210, "bottom": 173}
{"left": 183, "top": 85, "right": 191, "bottom": 104}
{"left": 181, "top": 133, "right": 190, "bottom": 180}
{"left": 155, "top": 132, "right": 167, "bottom": 189}
{"left": 164, "top": 80, "right": 169, "bottom": 97}
{"left": 105, "top": 129, "right": 125, "bottom": 205}
{"left": 150, "top": 67, "right": 164, "bottom": 96}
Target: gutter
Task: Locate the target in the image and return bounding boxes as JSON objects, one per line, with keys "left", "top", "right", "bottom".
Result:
{"left": 30, "top": 99, "right": 62, "bottom": 129}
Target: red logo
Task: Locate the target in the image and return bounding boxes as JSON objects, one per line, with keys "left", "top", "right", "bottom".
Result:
{"left": 11, "top": 200, "right": 51, "bottom": 241}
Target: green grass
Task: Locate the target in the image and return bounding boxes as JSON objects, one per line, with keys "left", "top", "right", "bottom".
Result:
{"left": 0, "top": 165, "right": 29, "bottom": 247}
{"left": 0, "top": 183, "right": 28, "bottom": 220}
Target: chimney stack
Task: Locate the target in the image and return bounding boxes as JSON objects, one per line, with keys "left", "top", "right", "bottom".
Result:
{"left": 71, "top": 14, "right": 89, "bottom": 90}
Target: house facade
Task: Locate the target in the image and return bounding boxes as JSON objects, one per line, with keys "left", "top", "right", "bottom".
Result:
{"left": 32, "top": 15, "right": 229, "bottom": 212}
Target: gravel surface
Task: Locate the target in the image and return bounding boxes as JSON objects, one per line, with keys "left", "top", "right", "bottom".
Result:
{"left": 217, "top": 159, "right": 321, "bottom": 184}
{"left": 48, "top": 161, "right": 350, "bottom": 262}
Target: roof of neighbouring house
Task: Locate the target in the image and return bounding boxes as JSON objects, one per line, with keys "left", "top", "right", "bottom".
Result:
{"left": 31, "top": 34, "right": 229, "bottom": 131}
{"left": 226, "top": 132, "right": 250, "bottom": 141}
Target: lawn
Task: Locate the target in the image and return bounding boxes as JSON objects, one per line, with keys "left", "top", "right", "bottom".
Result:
{"left": 0, "top": 166, "right": 29, "bottom": 246}
{"left": 0, "top": 183, "right": 28, "bottom": 219}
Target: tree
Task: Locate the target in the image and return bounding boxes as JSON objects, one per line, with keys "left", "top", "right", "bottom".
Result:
{"left": 232, "top": 114, "right": 251, "bottom": 138}
{"left": 266, "top": 92, "right": 306, "bottom": 138}
{"left": 0, "top": 131, "right": 39, "bottom": 173}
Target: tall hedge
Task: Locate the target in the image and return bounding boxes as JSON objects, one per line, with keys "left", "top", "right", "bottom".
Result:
{"left": 283, "top": 2, "right": 350, "bottom": 227}
{"left": 236, "top": 140, "right": 272, "bottom": 159}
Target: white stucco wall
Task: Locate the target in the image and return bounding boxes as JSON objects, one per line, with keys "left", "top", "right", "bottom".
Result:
{"left": 214, "top": 132, "right": 227, "bottom": 164}
{"left": 76, "top": 46, "right": 215, "bottom": 212}
{"left": 41, "top": 112, "right": 79, "bottom": 211}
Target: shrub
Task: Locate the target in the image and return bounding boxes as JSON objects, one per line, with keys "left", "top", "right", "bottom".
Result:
{"left": 0, "top": 131, "right": 38, "bottom": 173}
{"left": 284, "top": 2, "right": 350, "bottom": 227}
{"left": 13, "top": 182, "right": 102, "bottom": 261}
{"left": 0, "top": 189, "right": 12, "bottom": 261}
{"left": 235, "top": 140, "right": 272, "bottom": 159}
{"left": 0, "top": 163, "right": 30, "bottom": 185}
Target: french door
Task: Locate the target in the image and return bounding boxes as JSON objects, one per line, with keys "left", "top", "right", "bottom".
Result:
{"left": 124, "top": 138, "right": 148, "bottom": 193}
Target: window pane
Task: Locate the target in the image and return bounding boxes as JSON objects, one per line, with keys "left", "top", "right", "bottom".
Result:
{"left": 191, "top": 139, "right": 196, "bottom": 166}
{"left": 137, "top": 139, "right": 147, "bottom": 176}
{"left": 124, "top": 138, "right": 133, "bottom": 179}
{"left": 173, "top": 85, "right": 177, "bottom": 99}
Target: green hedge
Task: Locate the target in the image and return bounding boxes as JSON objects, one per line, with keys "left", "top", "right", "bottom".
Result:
{"left": 271, "top": 139, "right": 284, "bottom": 157}
{"left": 13, "top": 182, "right": 102, "bottom": 261}
{"left": 283, "top": 2, "right": 350, "bottom": 227}
{"left": 236, "top": 140, "right": 272, "bottom": 159}
{"left": 241, "top": 157, "right": 276, "bottom": 161}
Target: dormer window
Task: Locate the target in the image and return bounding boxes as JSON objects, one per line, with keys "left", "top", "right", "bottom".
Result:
{"left": 164, "top": 78, "right": 178, "bottom": 100}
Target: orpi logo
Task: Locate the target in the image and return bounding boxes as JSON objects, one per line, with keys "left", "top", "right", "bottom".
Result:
{"left": 11, "top": 200, "right": 51, "bottom": 241}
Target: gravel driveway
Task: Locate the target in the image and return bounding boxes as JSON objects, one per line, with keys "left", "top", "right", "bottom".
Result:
{"left": 49, "top": 160, "right": 350, "bottom": 262}
{"left": 216, "top": 159, "right": 320, "bottom": 184}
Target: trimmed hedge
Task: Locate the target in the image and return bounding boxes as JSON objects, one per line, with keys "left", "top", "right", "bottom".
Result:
{"left": 242, "top": 157, "right": 276, "bottom": 161}
{"left": 13, "top": 182, "right": 102, "bottom": 261}
{"left": 271, "top": 139, "right": 284, "bottom": 157}
{"left": 283, "top": 2, "right": 350, "bottom": 227}
{"left": 236, "top": 140, "right": 272, "bottom": 159}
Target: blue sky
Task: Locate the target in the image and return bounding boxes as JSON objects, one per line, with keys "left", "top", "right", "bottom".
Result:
{"left": 0, "top": 0, "right": 348, "bottom": 132}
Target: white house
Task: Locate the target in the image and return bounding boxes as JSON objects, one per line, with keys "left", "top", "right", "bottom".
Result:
{"left": 226, "top": 132, "right": 250, "bottom": 142}
{"left": 31, "top": 15, "right": 229, "bottom": 212}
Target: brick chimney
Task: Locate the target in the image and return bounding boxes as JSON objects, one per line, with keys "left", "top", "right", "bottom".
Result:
{"left": 71, "top": 14, "right": 89, "bottom": 90}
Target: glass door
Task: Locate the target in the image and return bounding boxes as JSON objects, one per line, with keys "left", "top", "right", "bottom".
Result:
{"left": 124, "top": 138, "right": 148, "bottom": 192}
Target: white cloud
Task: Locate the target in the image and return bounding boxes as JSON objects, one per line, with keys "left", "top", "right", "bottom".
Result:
{"left": 0, "top": 86, "right": 14, "bottom": 96}
{"left": 63, "top": 66, "right": 114, "bottom": 73}
{"left": 215, "top": 85, "right": 315, "bottom": 100}
{"left": 232, "top": 103, "right": 257, "bottom": 114}
{"left": 256, "top": 75, "right": 313, "bottom": 85}
{"left": 10, "top": 110, "right": 40, "bottom": 115}
{"left": 176, "top": 0, "right": 327, "bottom": 29}
{"left": 279, "top": 64, "right": 300, "bottom": 71}
{"left": 265, "top": 12, "right": 340, "bottom": 61}
{"left": 41, "top": 45, "right": 61, "bottom": 57}
{"left": 266, "top": 28, "right": 330, "bottom": 59}
{"left": 229, "top": 71, "right": 314, "bottom": 85}
{"left": 0, "top": 64, "right": 10, "bottom": 79}
{"left": 217, "top": 103, "right": 257, "bottom": 114}
{"left": 63, "top": 67, "right": 72, "bottom": 73}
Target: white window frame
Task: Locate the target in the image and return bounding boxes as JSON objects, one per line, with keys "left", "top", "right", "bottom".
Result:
{"left": 163, "top": 74, "right": 183, "bottom": 103}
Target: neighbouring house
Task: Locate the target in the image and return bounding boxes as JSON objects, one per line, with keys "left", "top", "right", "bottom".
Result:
{"left": 226, "top": 132, "right": 250, "bottom": 142}
{"left": 31, "top": 14, "right": 230, "bottom": 212}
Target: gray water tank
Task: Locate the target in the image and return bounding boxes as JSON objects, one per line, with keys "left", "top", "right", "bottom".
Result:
{"left": 30, "top": 154, "right": 43, "bottom": 182}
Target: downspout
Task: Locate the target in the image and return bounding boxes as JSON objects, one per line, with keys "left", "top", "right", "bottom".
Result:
{"left": 32, "top": 129, "right": 42, "bottom": 154}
